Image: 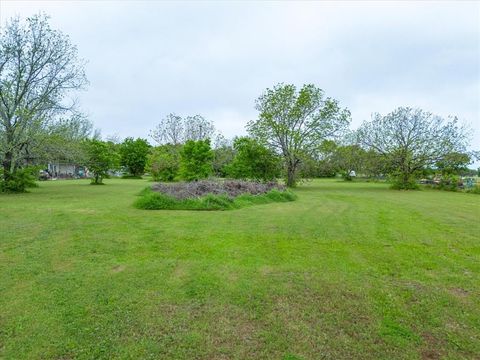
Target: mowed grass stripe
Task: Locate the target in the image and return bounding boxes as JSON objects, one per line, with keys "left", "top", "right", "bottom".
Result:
{"left": 0, "top": 179, "right": 479, "bottom": 359}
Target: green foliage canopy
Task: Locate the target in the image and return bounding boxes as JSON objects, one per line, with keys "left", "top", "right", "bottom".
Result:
{"left": 179, "top": 139, "right": 213, "bottom": 181}
{"left": 226, "top": 137, "right": 280, "bottom": 182}
{"left": 147, "top": 144, "right": 181, "bottom": 182}
{"left": 120, "top": 138, "right": 150, "bottom": 177}
{"left": 83, "top": 139, "right": 119, "bottom": 184}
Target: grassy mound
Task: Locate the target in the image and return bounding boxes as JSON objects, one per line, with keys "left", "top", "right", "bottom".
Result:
{"left": 135, "top": 186, "right": 296, "bottom": 210}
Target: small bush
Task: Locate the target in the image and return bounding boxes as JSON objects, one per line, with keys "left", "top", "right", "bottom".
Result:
{"left": 437, "top": 174, "right": 460, "bottom": 191}
{"left": 0, "top": 167, "right": 38, "bottom": 193}
{"left": 390, "top": 175, "right": 419, "bottom": 190}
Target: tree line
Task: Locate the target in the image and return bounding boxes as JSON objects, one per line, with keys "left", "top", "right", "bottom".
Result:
{"left": 1, "top": 14, "right": 477, "bottom": 192}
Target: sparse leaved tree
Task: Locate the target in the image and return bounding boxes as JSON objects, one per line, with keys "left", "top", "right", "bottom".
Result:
{"left": 149, "top": 113, "right": 184, "bottom": 145}
{"left": 248, "top": 83, "right": 350, "bottom": 187}
{"left": 0, "top": 14, "right": 88, "bottom": 192}
{"left": 357, "top": 107, "right": 470, "bottom": 189}
{"left": 184, "top": 115, "right": 215, "bottom": 142}
{"left": 150, "top": 114, "right": 216, "bottom": 145}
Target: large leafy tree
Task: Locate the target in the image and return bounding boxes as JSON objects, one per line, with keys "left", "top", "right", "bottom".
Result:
{"left": 226, "top": 137, "right": 280, "bottom": 182}
{"left": 0, "top": 14, "right": 87, "bottom": 192}
{"left": 248, "top": 83, "right": 350, "bottom": 187}
{"left": 357, "top": 107, "right": 470, "bottom": 189}
{"left": 120, "top": 138, "right": 150, "bottom": 178}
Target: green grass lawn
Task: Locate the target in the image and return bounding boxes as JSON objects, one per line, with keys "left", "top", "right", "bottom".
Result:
{"left": 0, "top": 179, "right": 479, "bottom": 359}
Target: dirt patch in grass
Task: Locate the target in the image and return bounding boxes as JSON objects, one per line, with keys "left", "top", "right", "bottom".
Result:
{"left": 448, "top": 287, "right": 469, "bottom": 299}
{"left": 420, "top": 332, "right": 443, "bottom": 360}
{"left": 111, "top": 265, "right": 126, "bottom": 273}
{"left": 135, "top": 301, "right": 266, "bottom": 358}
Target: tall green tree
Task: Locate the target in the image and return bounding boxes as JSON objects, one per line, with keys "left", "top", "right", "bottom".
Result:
{"left": 226, "top": 137, "right": 280, "bottom": 182}
{"left": 120, "top": 138, "right": 150, "bottom": 178}
{"left": 179, "top": 139, "right": 213, "bottom": 181}
{"left": 248, "top": 83, "right": 350, "bottom": 187}
{"left": 83, "top": 139, "right": 119, "bottom": 185}
{"left": 0, "top": 14, "right": 87, "bottom": 192}
{"left": 357, "top": 107, "right": 469, "bottom": 189}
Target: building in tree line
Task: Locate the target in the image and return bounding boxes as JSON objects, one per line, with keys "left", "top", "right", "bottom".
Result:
{"left": 45, "top": 160, "right": 88, "bottom": 179}
{"left": 19, "top": 154, "right": 88, "bottom": 180}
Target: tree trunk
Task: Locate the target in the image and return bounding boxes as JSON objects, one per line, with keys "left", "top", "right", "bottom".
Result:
{"left": 2, "top": 152, "right": 13, "bottom": 182}
{"left": 286, "top": 162, "right": 297, "bottom": 187}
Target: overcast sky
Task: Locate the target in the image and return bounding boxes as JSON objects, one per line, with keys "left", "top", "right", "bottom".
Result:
{"left": 1, "top": 1, "right": 479, "bottom": 155}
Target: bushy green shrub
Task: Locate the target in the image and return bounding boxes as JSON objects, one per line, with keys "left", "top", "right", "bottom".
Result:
{"left": 147, "top": 144, "right": 181, "bottom": 182}
{"left": 0, "top": 166, "right": 38, "bottom": 193}
{"left": 437, "top": 174, "right": 460, "bottom": 191}
{"left": 390, "top": 173, "right": 419, "bottom": 190}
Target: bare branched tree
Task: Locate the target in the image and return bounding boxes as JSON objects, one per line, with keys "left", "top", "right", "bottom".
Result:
{"left": 0, "top": 14, "right": 88, "bottom": 188}
{"left": 184, "top": 114, "right": 215, "bottom": 142}
{"left": 149, "top": 113, "right": 184, "bottom": 145}
{"left": 150, "top": 113, "right": 216, "bottom": 145}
